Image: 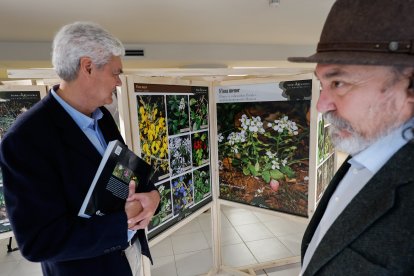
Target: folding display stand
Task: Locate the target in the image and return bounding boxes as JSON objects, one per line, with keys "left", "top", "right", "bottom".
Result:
{"left": 204, "top": 74, "right": 318, "bottom": 275}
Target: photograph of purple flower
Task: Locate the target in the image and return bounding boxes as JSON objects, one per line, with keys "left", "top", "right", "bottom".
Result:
{"left": 171, "top": 172, "right": 194, "bottom": 215}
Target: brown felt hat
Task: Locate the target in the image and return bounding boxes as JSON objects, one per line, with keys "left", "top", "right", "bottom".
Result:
{"left": 288, "top": 0, "right": 414, "bottom": 66}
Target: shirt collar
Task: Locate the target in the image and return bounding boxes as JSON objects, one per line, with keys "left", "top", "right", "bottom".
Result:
{"left": 50, "top": 85, "right": 104, "bottom": 131}
{"left": 349, "top": 117, "right": 414, "bottom": 173}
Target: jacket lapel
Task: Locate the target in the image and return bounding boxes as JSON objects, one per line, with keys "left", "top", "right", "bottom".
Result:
{"left": 42, "top": 93, "right": 102, "bottom": 164}
{"left": 305, "top": 143, "right": 414, "bottom": 275}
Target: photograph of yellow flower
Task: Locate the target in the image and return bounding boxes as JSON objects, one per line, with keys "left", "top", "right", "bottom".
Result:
{"left": 137, "top": 95, "right": 170, "bottom": 182}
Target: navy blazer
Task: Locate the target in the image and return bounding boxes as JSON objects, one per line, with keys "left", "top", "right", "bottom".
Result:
{"left": 0, "top": 93, "right": 156, "bottom": 276}
{"left": 302, "top": 142, "right": 414, "bottom": 275}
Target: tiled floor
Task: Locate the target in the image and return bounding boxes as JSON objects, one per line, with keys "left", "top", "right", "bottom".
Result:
{"left": 150, "top": 205, "right": 307, "bottom": 276}
{"left": 0, "top": 206, "right": 307, "bottom": 276}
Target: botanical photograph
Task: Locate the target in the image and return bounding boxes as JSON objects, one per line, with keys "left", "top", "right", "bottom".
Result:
{"left": 112, "top": 163, "right": 135, "bottom": 183}
{"left": 189, "top": 92, "right": 209, "bottom": 131}
{"left": 0, "top": 183, "right": 11, "bottom": 233}
{"left": 166, "top": 95, "right": 190, "bottom": 135}
{"left": 136, "top": 94, "right": 170, "bottom": 182}
{"left": 193, "top": 166, "right": 211, "bottom": 203}
{"left": 317, "top": 114, "right": 325, "bottom": 165}
{"left": 169, "top": 135, "right": 192, "bottom": 176}
{"left": 0, "top": 91, "right": 41, "bottom": 139}
{"left": 148, "top": 180, "right": 173, "bottom": 231}
{"left": 191, "top": 131, "right": 209, "bottom": 167}
{"left": 323, "top": 125, "right": 334, "bottom": 159}
{"left": 217, "top": 100, "right": 310, "bottom": 216}
{"left": 171, "top": 172, "right": 194, "bottom": 215}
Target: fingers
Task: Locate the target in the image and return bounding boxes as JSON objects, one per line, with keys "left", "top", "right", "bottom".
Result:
{"left": 128, "top": 218, "right": 150, "bottom": 230}
{"left": 128, "top": 180, "right": 136, "bottom": 198}
{"left": 127, "top": 209, "right": 147, "bottom": 226}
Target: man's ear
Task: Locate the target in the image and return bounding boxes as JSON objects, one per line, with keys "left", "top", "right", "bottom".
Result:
{"left": 79, "top": 57, "right": 92, "bottom": 75}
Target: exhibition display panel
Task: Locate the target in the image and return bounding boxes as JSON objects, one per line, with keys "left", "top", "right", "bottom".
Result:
{"left": 125, "top": 78, "right": 213, "bottom": 241}
{"left": 0, "top": 85, "right": 47, "bottom": 243}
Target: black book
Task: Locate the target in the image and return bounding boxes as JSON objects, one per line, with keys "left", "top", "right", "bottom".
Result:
{"left": 78, "top": 140, "right": 152, "bottom": 218}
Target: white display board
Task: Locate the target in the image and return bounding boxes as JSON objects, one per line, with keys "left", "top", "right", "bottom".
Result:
{"left": 124, "top": 77, "right": 214, "bottom": 242}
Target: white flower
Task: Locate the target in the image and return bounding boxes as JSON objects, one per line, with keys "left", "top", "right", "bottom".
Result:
{"left": 179, "top": 98, "right": 186, "bottom": 111}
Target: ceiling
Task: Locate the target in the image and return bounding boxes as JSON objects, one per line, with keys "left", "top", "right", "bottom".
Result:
{"left": 0, "top": 0, "right": 335, "bottom": 78}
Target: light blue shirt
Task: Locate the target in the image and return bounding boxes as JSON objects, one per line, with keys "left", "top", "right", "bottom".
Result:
{"left": 301, "top": 118, "right": 414, "bottom": 274}
{"left": 51, "top": 88, "right": 135, "bottom": 242}
{"left": 50, "top": 88, "right": 107, "bottom": 155}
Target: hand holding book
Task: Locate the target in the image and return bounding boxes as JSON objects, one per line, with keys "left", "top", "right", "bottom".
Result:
{"left": 78, "top": 140, "right": 153, "bottom": 218}
{"left": 125, "top": 180, "right": 143, "bottom": 228}
{"left": 126, "top": 190, "right": 161, "bottom": 230}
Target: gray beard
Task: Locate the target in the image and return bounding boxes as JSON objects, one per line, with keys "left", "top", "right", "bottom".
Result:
{"left": 323, "top": 112, "right": 393, "bottom": 156}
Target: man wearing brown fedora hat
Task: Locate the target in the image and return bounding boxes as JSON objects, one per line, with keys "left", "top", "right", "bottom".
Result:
{"left": 289, "top": 0, "right": 414, "bottom": 275}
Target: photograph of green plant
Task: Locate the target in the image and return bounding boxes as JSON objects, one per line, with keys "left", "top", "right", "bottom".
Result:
{"left": 0, "top": 91, "right": 41, "bottom": 139}
{"left": 134, "top": 84, "right": 212, "bottom": 240}
{"left": 136, "top": 95, "right": 170, "bottom": 182}
{"left": 172, "top": 172, "right": 194, "bottom": 215}
{"left": 217, "top": 101, "right": 310, "bottom": 216}
{"left": 148, "top": 180, "right": 173, "bottom": 231}
{"left": 112, "top": 163, "right": 135, "bottom": 183}
{"left": 316, "top": 154, "right": 335, "bottom": 200}
{"left": 317, "top": 113, "right": 335, "bottom": 166}
{"left": 317, "top": 114, "right": 325, "bottom": 165}
{"left": 169, "top": 135, "right": 192, "bottom": 176}
{"left": 193, "top": 166, "right": 211, "bottom": 203}
{"left": 191, "top": 131, "right": 209, "bottom": 167}
{"left": 323, "top": 125, "right": 334, "bottom": 158}
{"left": 189, "top": 92, "right": 208, "bottom": 131}
{"left": 0, "top": 181, "right": 11, "bottom": 233}
{"left": 166, "top": 95, "right": 190, "bottom": 135}
{"left": 0, "top": 91, "right": 42, "bottom": 233}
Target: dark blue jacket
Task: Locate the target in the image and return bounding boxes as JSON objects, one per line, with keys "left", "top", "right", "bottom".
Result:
{"left": 0, "top": 92, "right": 156, "bottom": 276}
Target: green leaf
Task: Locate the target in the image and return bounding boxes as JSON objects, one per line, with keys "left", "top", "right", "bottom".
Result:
{"left": 270, "top": 169, "right": 284, "bottom": 180}
{"left": 242, "top": 167, "right": 250, "bottom": 175}
{"left": 280, "top": 166, "right": 296, "bottom": 178}
{"left": 255, "top": 162, "right": 260, "bottom": 172}
{"left": 248, "top": 164, "right": 258, "bottom": 176}
{"left": 262, "top": 171, "right": 271, "bottom": 183}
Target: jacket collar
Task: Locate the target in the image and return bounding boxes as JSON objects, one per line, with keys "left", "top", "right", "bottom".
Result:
{"left": 42, "top": 92, "right": 103, "bottom": 165}
{"left": 304, "top": 142, "right": 414, "bottom": 274}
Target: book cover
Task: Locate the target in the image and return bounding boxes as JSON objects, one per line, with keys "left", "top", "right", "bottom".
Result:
{"left": 78, "top": 140, "right": 152, "bottom": 218}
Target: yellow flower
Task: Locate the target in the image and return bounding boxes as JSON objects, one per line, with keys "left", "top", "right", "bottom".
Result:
{"left": 158, "top": 117, "right": 165, "bottom": 128}
{"left": 139, "top": 106, "right": 145, "bottom": 115}
{"left": 153, "top": 108, "right": 158, "bottom": 118}
{"left": 148, "top": 132, "right": 154, "bottom": 142}
{"left": 142, "top": 144, "right": 150, "bottom": 155}
{"left": 151, "top": 141, "right": 160, "bottom": 154}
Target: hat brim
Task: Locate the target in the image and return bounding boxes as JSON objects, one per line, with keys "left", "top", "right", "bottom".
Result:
{"left": 288, "top": 51, "right": 414, "bottom": 67}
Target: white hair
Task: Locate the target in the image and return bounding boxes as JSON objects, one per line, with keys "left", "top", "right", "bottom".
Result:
{"left": 52, "top": 21, "right": 125, "bottom": 81}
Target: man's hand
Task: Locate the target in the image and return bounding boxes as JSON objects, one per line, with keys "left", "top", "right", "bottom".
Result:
{"left": 124, "top": 180, "right": 143, "bottom": 228}
{"left": 126, "top": 189, "right": 160, "bottom": 230}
